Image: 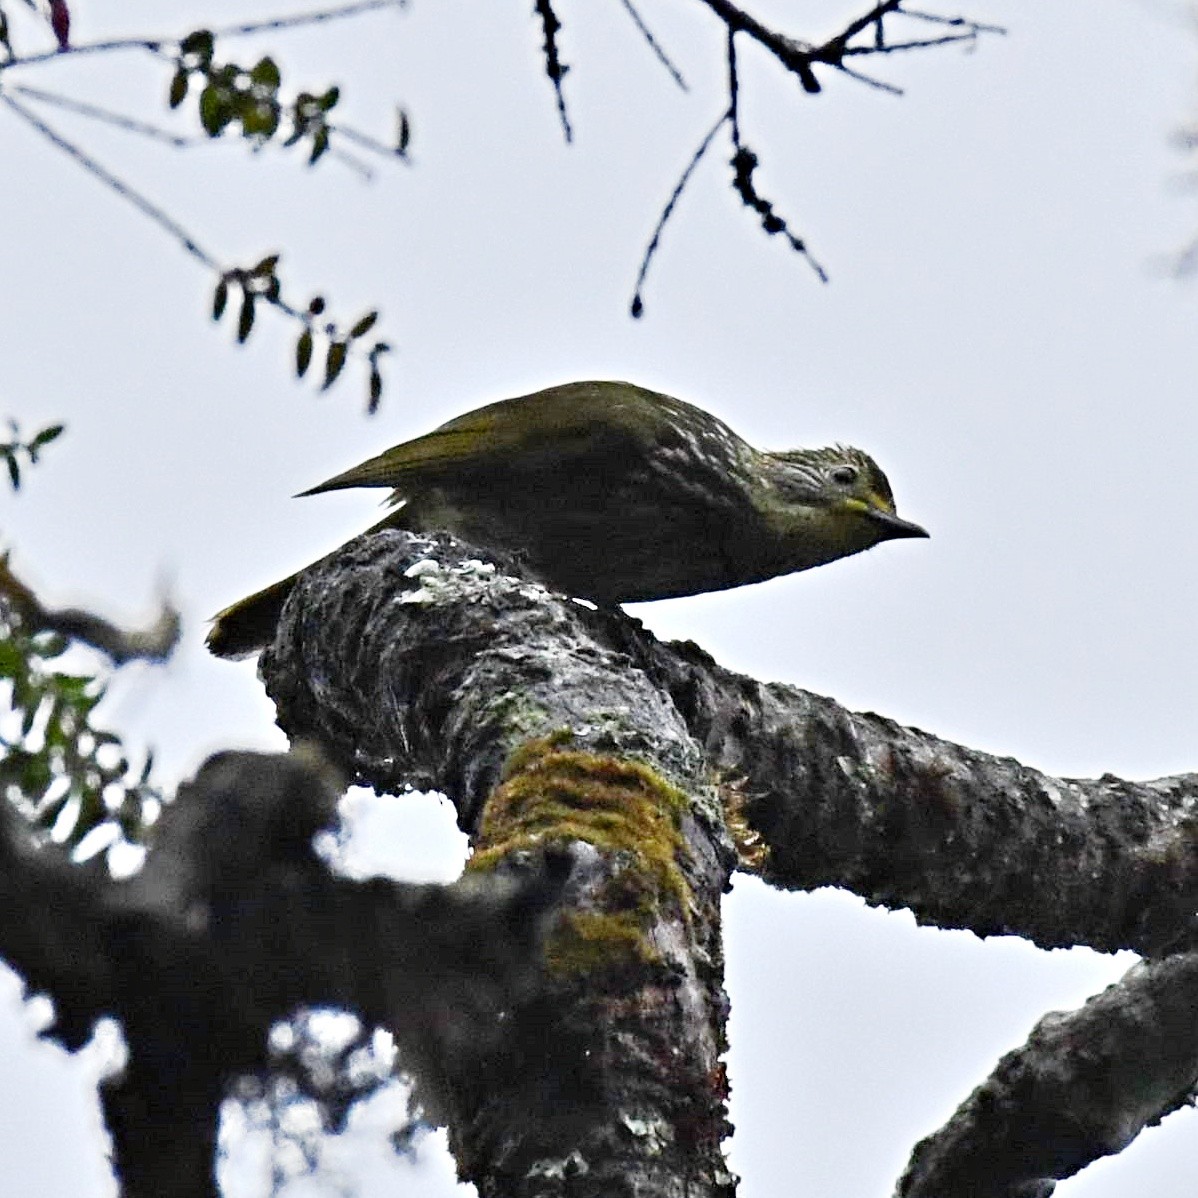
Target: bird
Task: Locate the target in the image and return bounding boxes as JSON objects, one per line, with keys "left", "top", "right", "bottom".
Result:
{"left": 207, "top": 379, "right": 927, "bottom": 658}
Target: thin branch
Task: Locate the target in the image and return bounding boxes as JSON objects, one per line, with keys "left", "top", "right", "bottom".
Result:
{"left": 209, "top": 0, "right": 407, "bottom": 40}
{"left": 0, "top": 91, "right": 219, "bottom": 268}
{"left": 0, "top": 1, "right": 408, "bottom": 70}
{"left": 618, "top": 0, "right": 688, "bottom": 91}
{"left": 903, "top": 6, "right": 1006, "bottom": 34}
{"left": 0, "top": 37, "right": 171, "bottom": 70}
{"left": 11, "top": 83, "right": 198, "bottom": 147}
{"left": 533, "top": 0, "right": 572, "bottom": 143}
{"left": 0, "top": 553, "right": 180, "bottom": 666}
{"left": 830, "top": 61, "right": 904, "bottom": 94}
{"left": 840, "top": 32, "right": 997, "bottom": 56}
{"left": 334, "top": 119, "right": 410, "bottom": 162}
{"left": 692, "top": 0, "right": 828, "bottom": 88}
{"left": 817, "top": 0, "right": 907, "bottom": 55}
{"left": 688, "top": 0, "right": 1003, "bottom": 95}
{"left": 630, "top": 108, "right": 729, "bottom": 318}
{"left": 725, "top": 32, "right": 828, "bottom": 281}
{"left": 632, "top": 0, "right": 999, "bottom": 297}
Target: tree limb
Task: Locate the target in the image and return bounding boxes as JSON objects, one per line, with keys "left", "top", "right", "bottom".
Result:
{"left": 261, "top": 531, "right": 738, "bottom": 1197}
{"left": 897, "top": 951, "right": 1198, "bottom": 1197}
{"left": 0, "top": 551, "right": 180, "bottom": 664}
{"left": 0, "top": 746, "right": 567, "bottom": 1198}
{"left": 255, "top": 529, "right": 1198, "bottom": 1194}
{"left": 648, "top": 635, "right": 1198, "bottom": 958}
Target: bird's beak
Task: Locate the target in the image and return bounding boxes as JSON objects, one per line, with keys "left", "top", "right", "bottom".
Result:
{"left": 867, "top": 508, "right": 929, "bottom": 541}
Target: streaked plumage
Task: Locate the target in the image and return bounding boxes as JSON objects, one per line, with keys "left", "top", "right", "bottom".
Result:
{"left": 208, "top": 380, "right": 927, "bottom": 658}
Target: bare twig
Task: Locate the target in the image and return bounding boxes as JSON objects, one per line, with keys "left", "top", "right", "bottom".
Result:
{"left": 725, "top": 31, "right": 828, "bottom": 281}
{"left": 11, "top": 82, "right": 198, "bottom": 146}
{"left": 532, "top": 0, "right": 572, "bottom": 143}
{"left": 692, "top": 0, "right": 827, "bottom": 90}
{"left": 209, "top": 0, "right": 406, "bottom": 40}
{"left": 1, "top": 91, "right": 219, "bottom": 268}
{"left": 0, "top": 553, "right": 180, "bottom": 666}
{"left": 0, "top": 0, "right": 407, "bottom": 68}
{"left": 627, "top": 0, "right": 999, "bottom": 298}
{"left": 0, "top": 36, "right": 171, "bottom": 70}
{"left": 618, "top": 0, "right": 688, "bottom": 92}
{"left": 630, "top": 109, "right": 729, "bottom": 317}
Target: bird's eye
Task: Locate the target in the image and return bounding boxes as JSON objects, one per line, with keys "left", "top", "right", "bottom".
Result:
{"left": 829, "top": 464, "right": 858, "bottom": 486}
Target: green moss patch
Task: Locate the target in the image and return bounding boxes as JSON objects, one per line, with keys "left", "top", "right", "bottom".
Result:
{"left": 468, "top": 734, "right": 694, "bottom": 975}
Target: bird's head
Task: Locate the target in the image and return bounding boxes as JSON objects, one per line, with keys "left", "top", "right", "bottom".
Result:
{"left": 756, "top": 445, "right": 928, "bottom": 567}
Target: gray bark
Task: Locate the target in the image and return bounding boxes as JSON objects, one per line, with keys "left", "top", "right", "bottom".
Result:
{"left": 264, "top": 531, "right": 738, "bottom": 1198}
{"left": 260, "top": 529, "right": 1198, "bottom": 1198}
{"left": 6, "top": 527, "right": 1197, "bottom": 1197}
{"left": 0, "top": 747, "right": 565, "bottom": 1198}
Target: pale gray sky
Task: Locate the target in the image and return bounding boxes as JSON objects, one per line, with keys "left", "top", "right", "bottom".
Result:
{"left": 2, "top": 1, "right": 1197, "bottom": 1194}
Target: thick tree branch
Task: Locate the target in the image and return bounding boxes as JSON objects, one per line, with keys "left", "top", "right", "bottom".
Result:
{"left": 254, "top": 529, "right": 1198, "bottom": 1195}
{"left": 897, "top": 951, "right": 1198, "bottom": 1198}
{"left": 0, "top": 746, "right": 566, "bottom": 1198}
{"left": 261, "top": 531, "right": 737, "bottom": 1197}
{"left": 646, "top": 636, "right": 1198, "bottom": 958}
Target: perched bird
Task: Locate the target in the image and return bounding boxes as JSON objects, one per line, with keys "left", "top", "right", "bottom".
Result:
{"left": 207, "top": 380, "right": 927, "bottom": 658}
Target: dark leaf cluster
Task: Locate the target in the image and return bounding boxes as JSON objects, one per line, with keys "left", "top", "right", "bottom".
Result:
{"left": 170, "top": 29, "right": 341, "bottom": 162}
{"left": 0, "top": 604, "right": 161, "bottom": 854}
{"left": 212, "top": 255, "right": 390, "bottom": 411}
{"left": 296, "top": 301, "right": 389, "bottom": 413}
{"left": 1, "top": 419, "right": 63, "bottom": 490}
{"left": 225, "top": 1008, "right": 408, "bottom": 1186}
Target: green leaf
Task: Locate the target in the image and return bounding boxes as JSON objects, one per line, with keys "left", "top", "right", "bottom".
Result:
{"left": 242, "top": 99, "right": 280, "bottom": 140}
{"left": 319, "top": 86, "right": 340, "bottom": 112}
{"left": 30, "top": 424, "right": 65, "bottom": 449}
{"left": 322, "top": 341, "right": 347, "bottom": 390}
{"left": 199, "top": 84, "right": 226, "bottom": 137}
{"left": 237, "top": 294, "right": 255, "bottom": 344}
{"left": 252, "top": 253, "right": 280, "bottom": 278}
{"left": 348, "top": 311, "right": 379, "bottom": 339}
{"left": 296, "top": 329, "right": 313, "bottom": 378}
{"left": 308, "top": 125, "right": 330, "bottom": 165}
{"left": 0, "top": 639, "right": 24, "bottom": 679}
{"left": 179, "top": 29, "right": 215, "bottom": 65}
{"left": 212, "top": 276, "right": 229, "bottom": 321}
{"left": 250, "top": 56, "right": 281, "bottom": 91}
{"left": 168, "top": 67, "right": 189, "bottom": 109}
{"left": 368, "top": 367, "right": 383, "bottom": 414}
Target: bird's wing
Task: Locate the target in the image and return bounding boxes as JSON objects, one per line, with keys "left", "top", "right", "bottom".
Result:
{"left": 297, "top": 380, "right": 665, "bottom": 496}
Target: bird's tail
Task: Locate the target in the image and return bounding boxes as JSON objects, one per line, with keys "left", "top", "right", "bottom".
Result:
{"left": 206, "top": 573, "right": 301, "bottom": 659}
{"left": 206, "top": 509, "right": 414, "bottom": 659}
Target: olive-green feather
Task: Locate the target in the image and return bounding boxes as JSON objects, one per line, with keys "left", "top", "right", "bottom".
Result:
{"left": 207, "top": 379, "right": 927, "bottom": 658}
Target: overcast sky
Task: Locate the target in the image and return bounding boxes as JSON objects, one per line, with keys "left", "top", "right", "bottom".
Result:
{"left": 2, "top": 1, "right": 1197, "bottom": 1195}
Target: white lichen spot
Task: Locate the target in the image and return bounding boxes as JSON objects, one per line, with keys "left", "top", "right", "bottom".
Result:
{"left": 403, "top": 558, "right": 444, "bottom": 580}
{"left": 528, "top": 1151, "right": 589, "bottom": 1179}
{"left": 621, "top": 1113, "right": 671, "bottom": 1153}
{"left": 458, "top": 559, "right": 497, "bottom": 577}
